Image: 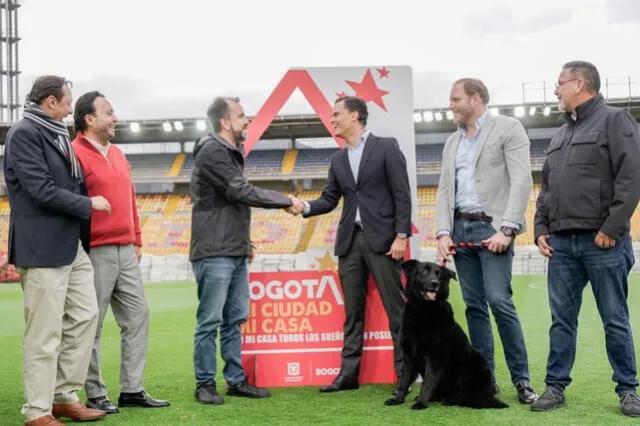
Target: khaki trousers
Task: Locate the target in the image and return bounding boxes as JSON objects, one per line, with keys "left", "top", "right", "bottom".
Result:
{"left": 18, "top": 242, "right": 98, "bottom": 422}
{"left": 84, "top": 244, "right": 149, "bottom": 398}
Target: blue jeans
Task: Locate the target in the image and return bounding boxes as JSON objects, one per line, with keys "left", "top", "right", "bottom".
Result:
{"left": 192, "top": 256, "right": 249, "bottom": 387}
{"left": 545, "top": 231, "right": 638, "bottom": 395}
{"left": 452, "top": 219, "right": 530, "bottom": 385}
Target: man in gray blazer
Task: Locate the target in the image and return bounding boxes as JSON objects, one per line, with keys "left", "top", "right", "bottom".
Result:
{"left": 435, "top": 78, "right": 537, "bottom": 404}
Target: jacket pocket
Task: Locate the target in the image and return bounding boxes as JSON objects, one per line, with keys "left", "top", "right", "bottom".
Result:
{"left": 568, "top": 132, "right": 599, "bottom": 165}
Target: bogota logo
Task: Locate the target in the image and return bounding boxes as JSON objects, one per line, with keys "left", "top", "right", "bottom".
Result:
{"left": 249, "top": 272, "right": 344, "bottom": 305}
{"left": 287, "top": 362, "right": 300, "bottom": 377}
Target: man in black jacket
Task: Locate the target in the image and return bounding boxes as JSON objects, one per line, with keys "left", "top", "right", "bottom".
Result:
{"left": 4, "top": 75, "right": 111, "bottom": 425}
{"left": 289, "top": 96, "right": 412, "bottom": 393}
{"left": 190, "top": 96, "right": 293, "bottom": 405}
{"left": 532, "top": 61, "right": 640, "bottom": 417}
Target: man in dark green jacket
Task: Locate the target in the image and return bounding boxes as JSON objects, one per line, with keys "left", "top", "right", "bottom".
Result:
{"left": 189, "top": 96, "right": 293, "bottom": 405}
{"left": 533, "top": 60, "right": 640, "bottom": 417}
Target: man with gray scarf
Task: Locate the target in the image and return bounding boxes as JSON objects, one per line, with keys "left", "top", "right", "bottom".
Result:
{"left": 4, "top": 75, "right": 111, "bottom": 425}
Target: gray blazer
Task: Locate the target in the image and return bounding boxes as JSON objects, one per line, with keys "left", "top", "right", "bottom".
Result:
{"left": 435, "top": 114, "right": 533, "bottom": 235}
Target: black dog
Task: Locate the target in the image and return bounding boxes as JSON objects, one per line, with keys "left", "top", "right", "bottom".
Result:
{"left": 384, "top": 260, "right": 508, "bottom": 410}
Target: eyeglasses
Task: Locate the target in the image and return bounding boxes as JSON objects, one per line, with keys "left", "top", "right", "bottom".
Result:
{"left": 555, "top": 78, "right": 580, "bottom": 89}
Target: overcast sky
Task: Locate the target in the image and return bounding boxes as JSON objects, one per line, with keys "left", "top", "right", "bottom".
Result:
{"left": 17, "top": 0, "right": 640, "bottom": 120}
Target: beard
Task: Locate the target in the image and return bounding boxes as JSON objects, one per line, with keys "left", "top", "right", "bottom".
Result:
{"left": 233, "top": 127, "right": 246, "bottom": 144}
{"left": 557, "top": 99, "right": 566, "bottom": 112}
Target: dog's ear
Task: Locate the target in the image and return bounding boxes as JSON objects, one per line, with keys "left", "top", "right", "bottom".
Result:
{"left": 401, "top": 259, "right": 419, "bottom": 277}
{"left": 445, "top": 266, "right": 457, "bottom": 281}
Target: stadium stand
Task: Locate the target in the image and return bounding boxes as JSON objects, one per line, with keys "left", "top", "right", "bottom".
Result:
{"left": 0, "top": 106, "right": 638, "bottom": 280}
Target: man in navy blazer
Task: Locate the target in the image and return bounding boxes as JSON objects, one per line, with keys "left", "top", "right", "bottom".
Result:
{"left": 290, "top": 96, "right": 412, "bottom": 393}
{"left": 4, "top": 75, "right": 111, "bottom": 425}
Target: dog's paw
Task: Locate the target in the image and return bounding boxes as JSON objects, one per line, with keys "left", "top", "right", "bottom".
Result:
{"left": 411, "top": 401, "right": 428, "bottom": 410}
{"left": 384, "top": 397, "right": 404, "bottom": 406}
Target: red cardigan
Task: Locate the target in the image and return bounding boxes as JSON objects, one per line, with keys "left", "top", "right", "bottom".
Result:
{"left": 72, "top": 135, "right": 142, "bottom": 248}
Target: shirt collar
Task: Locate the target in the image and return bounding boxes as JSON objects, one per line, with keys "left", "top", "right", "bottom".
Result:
{"left": 458, "top": 109, "right": 488, "bottom": 138}
{"left": 346, "top": 130, "right": 369, "bottom": 150}
{"left": 84, "top": 135, "right": 110, "bottom": 157}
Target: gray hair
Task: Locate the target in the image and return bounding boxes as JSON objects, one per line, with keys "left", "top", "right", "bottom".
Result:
{"left": 563, "top": 60, "right": 601, "bottom": 94}
{"left": 206, "top": 96, "right": 240, "bottom": 133}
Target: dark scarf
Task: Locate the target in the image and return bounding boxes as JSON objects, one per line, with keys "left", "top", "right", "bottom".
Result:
{"left": 23, "top": 101, "right": 83, "bottom": 182}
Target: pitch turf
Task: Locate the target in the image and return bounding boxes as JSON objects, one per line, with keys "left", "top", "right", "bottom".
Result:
{"left": 1, "top": 275, "right": 640, "bottom": 425}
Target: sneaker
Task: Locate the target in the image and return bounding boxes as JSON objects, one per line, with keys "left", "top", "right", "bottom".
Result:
{"left": 227, "top": 381, "right": 271, "bottom": 398}
{"left": 195, "top": 382, "right": 224, "bottom": 405}
{"left": 516, "top": 381, "right": 538, "bottom": 404}
{"left": 620, "top": 392, "right": 640, "bottom": 417}
{"left": 531, "top": 387, "right": 566, "bottom": 412}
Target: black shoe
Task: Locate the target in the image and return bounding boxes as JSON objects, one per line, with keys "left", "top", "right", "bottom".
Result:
{"left": 531, "top": 387, "right": 566, "bottom": 412}
{"left": 86, "top": 396, "right": 119, "bottom": 414}
{"left": 516, "top": 381, "right": 538, "bottom": 404}
{"left": 620, "top": 392, "right": 640, "bottom": 417}
{"left": 319, "top": 376, "right": 359, "bottom": 393}
{"left": 117, "top": 390, "right": 170, "bottom": 408}
{"left": 195, "top": 383, "right": 224, "bottom": 405}
{"left": 227, "top": 381, "right": 271, "bottom": 398}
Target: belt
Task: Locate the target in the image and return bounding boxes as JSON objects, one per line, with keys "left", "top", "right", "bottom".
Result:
{"left": 454, "top": 211, "right": 493, "bottom": 223}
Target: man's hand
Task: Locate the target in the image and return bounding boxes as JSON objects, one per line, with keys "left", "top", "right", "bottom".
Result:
{"left": 134, "top": 245, "right": 142, "bottom": 264}
{"left": 536, "top": 234, "right": 553, "bottom": 257}
{"left": 595, "top": 231, "right": 616, "bottom": 250}
{"left": 482, "top": 232, "right": 512, "bottom": 253}
{"left": 386, "top": 237, "right": 407, "bottom": 260}
{"left": 248, "top": 243, "right": 257, "bottom": 264}
{"left": 436, "top": 235, "right": 455, "bottom": 265}
{"left": 285, "top": 195, "right": 304, "bottom": 216}
{"left": 91, "top": 196, "right": 111, "bottom": 214}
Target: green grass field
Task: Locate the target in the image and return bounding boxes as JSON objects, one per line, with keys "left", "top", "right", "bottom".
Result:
{"left": 2, "top": 275, "right": 640, "bottom": 425}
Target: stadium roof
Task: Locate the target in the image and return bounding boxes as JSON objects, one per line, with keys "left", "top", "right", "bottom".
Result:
{"left": 1, "top": 97, "right": 639, "bottom": 145}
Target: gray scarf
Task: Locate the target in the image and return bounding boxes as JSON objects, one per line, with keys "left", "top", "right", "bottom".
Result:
{"left": 23, "top": 101, "right": 83, "bottom": 183}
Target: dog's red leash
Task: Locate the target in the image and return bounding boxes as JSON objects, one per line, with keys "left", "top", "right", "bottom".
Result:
{"left": 440, "top": 241, "right": 489, "bottom": 266}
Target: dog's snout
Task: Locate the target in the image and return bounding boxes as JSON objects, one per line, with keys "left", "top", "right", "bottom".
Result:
{"left": 430, "top": 280, "right": 439, "bottom": 286}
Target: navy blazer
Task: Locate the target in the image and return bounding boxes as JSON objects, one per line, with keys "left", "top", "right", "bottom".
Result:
{"left": 3, "top": 118, "right": 92, "bottom": 268}
{"left": 304, "top": 133, "right": 412, "bottom": 257}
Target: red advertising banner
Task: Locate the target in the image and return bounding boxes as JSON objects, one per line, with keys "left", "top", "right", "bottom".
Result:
{"left": 241, "top": 268, "right": 397, "bottom": 388}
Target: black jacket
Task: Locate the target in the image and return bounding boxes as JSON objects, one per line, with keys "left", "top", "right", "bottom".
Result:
{"left": 304, "top": 133, "right": 412, "bottom": 256}
{"left": 534, "top": 95, "right": 640, "bottom": 240}
{"left": 3, "top": 119, "right": 92, "bottom": 267}
{"left": 189, "top": 134, "right": 293, "bottom": 261}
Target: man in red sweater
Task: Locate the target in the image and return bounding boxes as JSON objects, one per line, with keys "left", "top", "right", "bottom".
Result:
{"left": 72, "top": 91, "right": 169, "bottom": 413}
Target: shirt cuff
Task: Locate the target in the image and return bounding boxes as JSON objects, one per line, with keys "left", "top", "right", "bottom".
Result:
{"left": 500, "top": 220, "right": 521, "bottom": 230}
{"left": 436, "top": 229, "right": 450, "bottom": 238}
{"left": 303, "top": 201, "right": 310, "bottom": 215}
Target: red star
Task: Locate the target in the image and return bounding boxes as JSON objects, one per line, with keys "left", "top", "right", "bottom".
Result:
{"left": 376, "top": 67, "right": 390, "bottom": 78}
{"left": 336, "top": 91, "right": 347, "bottom": 98}
{"left": 346, "top": 69, "right": 390, "bottom": 111}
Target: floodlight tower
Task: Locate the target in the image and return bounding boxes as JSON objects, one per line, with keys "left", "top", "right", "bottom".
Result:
{"left": 0, "top": 0, "right": 20, "bottom": 123}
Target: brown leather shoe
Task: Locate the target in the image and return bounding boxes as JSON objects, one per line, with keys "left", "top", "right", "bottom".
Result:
{"left": 52, "top": 402, "right": 105, "bottom": 421}
{"left": 24, "top": 415, "right": 65, "bottom": 425}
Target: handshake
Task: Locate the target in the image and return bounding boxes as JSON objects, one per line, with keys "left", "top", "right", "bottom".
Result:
{"left": 285, "top": 194, "right": 305, "bottom": 216}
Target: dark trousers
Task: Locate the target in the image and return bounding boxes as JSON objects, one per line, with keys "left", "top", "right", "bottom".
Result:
{"left": 545, "top": 232, "right": 638, "bottom": 395}
{"left": 337, "top": 228, "right": 405, "bottom": 380}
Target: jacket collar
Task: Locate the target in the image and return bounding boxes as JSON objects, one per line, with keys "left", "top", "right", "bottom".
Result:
{"left": 564, "top": 94, "right": 604, "bottom": 124}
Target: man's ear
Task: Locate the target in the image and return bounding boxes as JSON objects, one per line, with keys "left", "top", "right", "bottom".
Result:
{"left": 401, "top": 259, "right": 418, "bottom": 277}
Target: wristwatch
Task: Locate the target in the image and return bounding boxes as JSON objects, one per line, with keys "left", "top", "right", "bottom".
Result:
{"left": 397, "top": 233, "right": 408, "bottom": 239}
{"left": 500, "top": 226, "right": 516, "bottom": 238}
